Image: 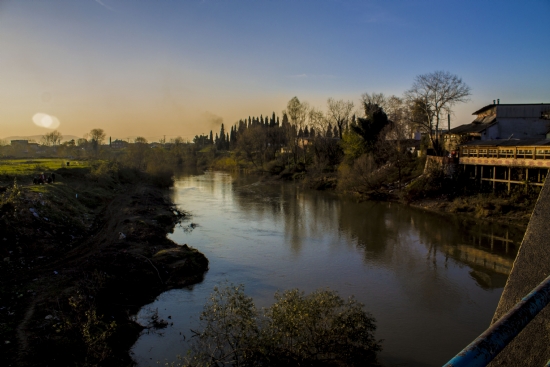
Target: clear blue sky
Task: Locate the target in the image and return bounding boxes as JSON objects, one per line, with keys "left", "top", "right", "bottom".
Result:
{"left": 1, "top": 0, "right": 549, "bottom": 140}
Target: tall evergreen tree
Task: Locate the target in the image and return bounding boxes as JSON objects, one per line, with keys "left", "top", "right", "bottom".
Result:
{"left": 282, "top": 113, "right": 289, "bottom": 128}
{"left": 230, "top": 125, "right": 237, "bottom": 148}
{"left": 219, "top": 124, "right": 226, "bottom": 149}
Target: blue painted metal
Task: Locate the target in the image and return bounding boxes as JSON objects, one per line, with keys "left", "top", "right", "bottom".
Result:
{"left": 443, "top": 274, "right": 550, "bottom": 367}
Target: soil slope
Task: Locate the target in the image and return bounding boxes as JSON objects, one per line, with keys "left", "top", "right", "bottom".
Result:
{"left": 0, "top": 167, "right": 208, "bottom": 367}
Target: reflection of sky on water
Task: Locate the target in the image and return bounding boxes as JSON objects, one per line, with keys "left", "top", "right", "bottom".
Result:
{"left": 131, "top": 171, "right": 523, "bottom": 367}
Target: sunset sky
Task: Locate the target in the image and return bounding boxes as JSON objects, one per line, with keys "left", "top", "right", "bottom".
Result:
{"left": 1, "top": 0, "right": 549, "bottom": 141}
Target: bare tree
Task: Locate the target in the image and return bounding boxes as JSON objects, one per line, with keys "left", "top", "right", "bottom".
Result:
{"left": 88, "top": 128, "right": 106, "bottom": 155}
{"left": 283, "top": 97, "right": 309, "bottom": 164}
{"left": 285, "top": 97, "right": 309, "bottom": 130}
{"left": 360, "top": 93, "right": 387, "bottom": 112}
{"left": 236, "top": 125, "right": 268, "bottom": 169}
{"left": 359, "top": 94, "right": 411, "bottom": 140}
{"left": 308, "top": 108, "right": 328, "bottom": 137}
{"left": 89, "top": 129, "right": 106, "bottom": 145}
{"left": 307, "top": 107, "right": 341, "bottom": 169}
{"left": 384, "top": 95, "right": 414, "bottom": 140}
{"left": 172, "top": 136, "right": 184, "bottom": 145}
{"left": 326, "top": 98, "right": 354, "bottom": 138}
{"left": 41, "top": 130, "right": 63, "bottom": 146}
{"left": 405, "top": 71, "right": 471, "bottom": 154}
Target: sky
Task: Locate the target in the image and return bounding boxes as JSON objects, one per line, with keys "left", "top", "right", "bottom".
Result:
{"left": 1, "top": 0, "right": 549, "bottom": 142}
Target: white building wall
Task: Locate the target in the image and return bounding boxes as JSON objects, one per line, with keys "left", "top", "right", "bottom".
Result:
{"left": 479, "top": 118, "right": 549, "bottom": 140}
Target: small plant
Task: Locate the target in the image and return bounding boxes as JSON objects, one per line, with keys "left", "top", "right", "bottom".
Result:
{"left": 183, "top": 284, "right": 382, "bottom": 367}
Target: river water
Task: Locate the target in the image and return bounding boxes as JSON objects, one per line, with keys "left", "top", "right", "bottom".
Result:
{"left": 131, "top": 171, "right": 523, "bottom": 367}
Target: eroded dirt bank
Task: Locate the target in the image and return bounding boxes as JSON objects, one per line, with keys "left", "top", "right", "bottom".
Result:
{"left": 0, "top": 169, "right": 208, "bottom": 367}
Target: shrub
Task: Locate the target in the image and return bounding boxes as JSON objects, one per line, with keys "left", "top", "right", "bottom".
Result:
{"left": 183, "top": 285, "right": 381, "bottom": 367}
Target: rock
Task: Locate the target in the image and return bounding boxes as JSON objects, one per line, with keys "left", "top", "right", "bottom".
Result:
{"left": 3, "top": 257, "right": 9, "bottom": 263}
{"left": 118, "top": 232, "right": 126, "bottom": 240}
{"left": 45, "top": 315, "right": 53, "bottom": 320}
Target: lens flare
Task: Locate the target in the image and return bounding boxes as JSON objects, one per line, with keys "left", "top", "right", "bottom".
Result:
{"left": 32, "top": 113, "right": 60, "bottom": 129}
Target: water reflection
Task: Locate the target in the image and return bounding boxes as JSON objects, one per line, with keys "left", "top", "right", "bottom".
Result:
{"left": 131, "top": 171, "right": 524, "bottom": 367}
{"left": 231, "top": 177, "right": 519, "bottom": 278}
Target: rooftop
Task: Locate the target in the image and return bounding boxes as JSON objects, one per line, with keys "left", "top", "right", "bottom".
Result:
{"left": 473, "top": 103, "right": 550, "bottom": 116}
{"left": 449, "top": 122, "right": 495, "bottom": 135}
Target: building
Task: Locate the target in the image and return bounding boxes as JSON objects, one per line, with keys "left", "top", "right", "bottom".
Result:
{"left": 446, "top": 102, "right": 550, "bottom": 150}
{"left": 10, "top": 140, "right": 29, "bottom": 146}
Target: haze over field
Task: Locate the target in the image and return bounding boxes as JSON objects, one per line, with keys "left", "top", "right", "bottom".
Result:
{"left": 1, "top": 0, "right": 549, "bottom": 141}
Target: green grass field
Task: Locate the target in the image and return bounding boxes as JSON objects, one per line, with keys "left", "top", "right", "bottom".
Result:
{"left": 0, "top": 159, "right": 91, "bottom": 175}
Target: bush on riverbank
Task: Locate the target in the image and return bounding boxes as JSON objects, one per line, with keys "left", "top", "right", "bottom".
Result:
{"left": 182, "top": 284, "right": 382, "bottom": 367}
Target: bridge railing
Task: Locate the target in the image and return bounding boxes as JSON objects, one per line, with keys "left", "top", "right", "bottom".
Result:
{"left": 443, "top": 274, "right": 550, "bottom": 367}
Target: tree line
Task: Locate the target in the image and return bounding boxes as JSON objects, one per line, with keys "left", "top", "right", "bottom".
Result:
{"left": 0, "top": 70, "right": 471, "bottom": 195}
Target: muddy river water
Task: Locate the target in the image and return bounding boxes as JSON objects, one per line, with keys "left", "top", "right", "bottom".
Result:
{"left": 131, "top": 171, "right": 524, "bottom": 367}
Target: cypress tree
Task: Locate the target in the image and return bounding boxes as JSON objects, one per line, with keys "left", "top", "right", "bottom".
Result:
{"left": 282, "top": 113, "right": 289, "bottom": 128}
{"left": 219, "top": 124, "right": 226, "bottom": 149}
{"left": 326, "top": 123, "right": 333, "bottom": 138}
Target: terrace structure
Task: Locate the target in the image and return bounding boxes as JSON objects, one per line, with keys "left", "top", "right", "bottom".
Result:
{"left": 459, "top": 139, "right": 550, "bottom": 191}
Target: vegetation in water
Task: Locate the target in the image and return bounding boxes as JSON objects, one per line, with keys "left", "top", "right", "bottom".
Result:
{"left": 175, "top": 284, "right": 382, "bottom": 367}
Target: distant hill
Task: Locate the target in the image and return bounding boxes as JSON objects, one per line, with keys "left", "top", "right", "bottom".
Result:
{"left": 2, "top": 135, "right": 81, "bottom": 143}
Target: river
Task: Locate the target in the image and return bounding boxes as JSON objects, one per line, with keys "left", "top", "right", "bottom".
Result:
{"left": 131, "top": 171, "right": 523, "bottom": 367}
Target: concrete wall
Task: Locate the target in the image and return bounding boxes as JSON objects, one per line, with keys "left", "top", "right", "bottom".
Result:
{"left": 488, "top": 178, "right": 550, "bottom": 366}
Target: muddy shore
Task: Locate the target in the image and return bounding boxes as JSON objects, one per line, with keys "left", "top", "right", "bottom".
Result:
{"left": 0, "top": 168, "right": 208, "bottom": 367}
{"left": 299, "top": 173, "right": 533, "bottom": 230}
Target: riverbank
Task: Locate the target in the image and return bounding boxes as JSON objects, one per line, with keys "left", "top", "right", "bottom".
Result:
{"left": 0, "top": 162, "right": 208, "bottom": 366}
{"left": 407, "top": 194, "right": 535, "bottom": 230}
{"left": 291, "top": 168, "right": 536, "bottom": 230}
